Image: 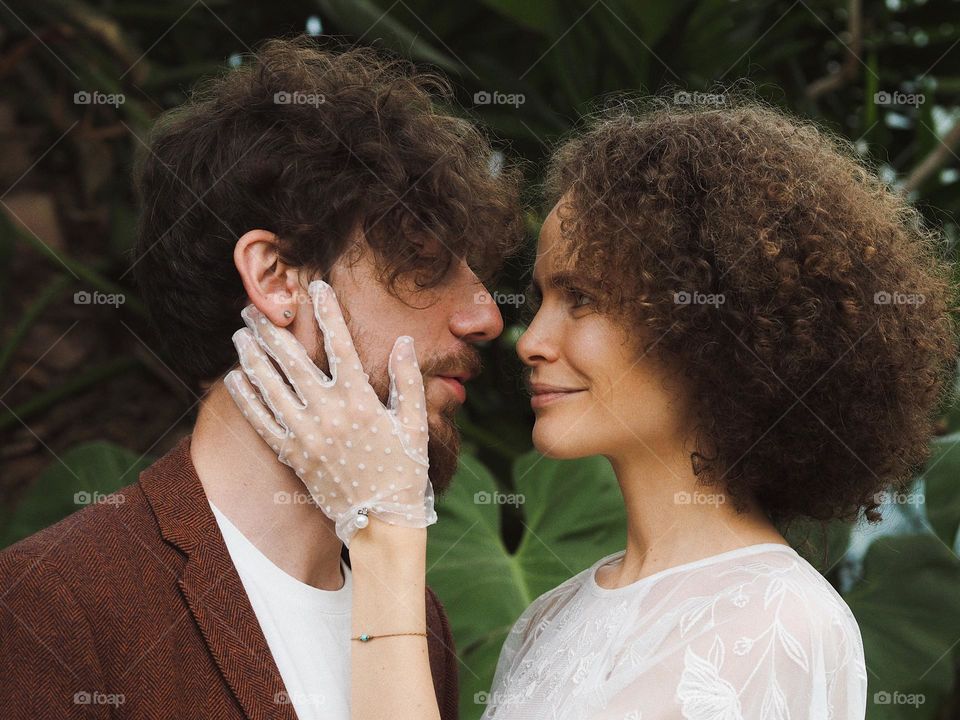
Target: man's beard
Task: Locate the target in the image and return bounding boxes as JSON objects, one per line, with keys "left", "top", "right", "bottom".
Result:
{"left": 310, "top": 334, "right": 475, "bottom": 495}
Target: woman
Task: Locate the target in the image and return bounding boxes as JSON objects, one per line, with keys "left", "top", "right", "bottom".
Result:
{"left": 226, "top": 99, "right": 957, "bottom": 718}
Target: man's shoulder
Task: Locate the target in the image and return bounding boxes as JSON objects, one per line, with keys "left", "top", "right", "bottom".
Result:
{"left": 0, "top": 480, "right": 170, "bottom": 600}
{"left": 425, "top": 584, "right": 453, "bottom": 630}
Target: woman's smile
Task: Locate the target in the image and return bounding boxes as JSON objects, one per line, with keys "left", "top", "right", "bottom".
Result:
{"left": 527, "top": 382, "right": 586, "bottom": 410}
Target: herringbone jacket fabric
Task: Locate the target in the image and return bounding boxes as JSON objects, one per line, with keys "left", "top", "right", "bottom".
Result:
{"left": 0, "top": 434, "right": 459, "bottom": 719}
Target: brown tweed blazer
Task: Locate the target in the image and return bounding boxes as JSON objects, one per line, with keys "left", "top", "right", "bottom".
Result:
{"left": 0, "top": 434, "right": 459, "bottom": 719}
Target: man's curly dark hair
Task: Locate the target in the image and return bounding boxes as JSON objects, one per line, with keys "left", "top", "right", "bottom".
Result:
{"left": 544, "top": 97, "right": 959, "bottom": 524}
{"left": 132, "top": 36, "right": 523, "bottom": 390}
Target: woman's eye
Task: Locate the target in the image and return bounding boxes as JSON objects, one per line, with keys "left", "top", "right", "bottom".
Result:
{"left": 570, "top": 290, "right": 594, "bottom": 309}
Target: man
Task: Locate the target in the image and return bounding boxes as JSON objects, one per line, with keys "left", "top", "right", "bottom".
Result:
{"left": 0, "top": 36, "right": 522, "bottom": 719}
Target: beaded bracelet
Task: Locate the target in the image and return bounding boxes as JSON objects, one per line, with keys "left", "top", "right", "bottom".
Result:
{"left": 352, "top": 631, "right": 427, "bottom": 643}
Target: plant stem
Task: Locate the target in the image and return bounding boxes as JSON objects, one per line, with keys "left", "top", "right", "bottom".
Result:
{"left": 0, "top": 356, "right": 140, "bottom": 433}
{"left": 0, "top": 275, "right": 73, "bottom": 380}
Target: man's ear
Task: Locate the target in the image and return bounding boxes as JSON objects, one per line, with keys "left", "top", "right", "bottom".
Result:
{"left": 234, "top": 229, "right": 301, "bottom": 327}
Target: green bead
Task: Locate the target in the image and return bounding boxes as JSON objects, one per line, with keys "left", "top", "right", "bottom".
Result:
{"left": 360, "top": 633, "right": 370, "bottom": 642}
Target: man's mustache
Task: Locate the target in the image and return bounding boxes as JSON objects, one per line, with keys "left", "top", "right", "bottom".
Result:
{"left": 420, "top": 344, "right": 483, "bottom": 381}
{"left": 309, "top": 335, "right": 482, "bottom": 395}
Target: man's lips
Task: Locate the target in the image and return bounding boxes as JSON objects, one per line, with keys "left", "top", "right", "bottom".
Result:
{"left": 528, "top": 382, "right": 586, "bottom": 410}
{"left": 434, "top": 375, "right": 469, "bottom": 403}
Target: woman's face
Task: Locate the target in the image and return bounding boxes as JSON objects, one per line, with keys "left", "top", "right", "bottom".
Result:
{"left": 517, "top": 200, "right": 692, "bottom": 462}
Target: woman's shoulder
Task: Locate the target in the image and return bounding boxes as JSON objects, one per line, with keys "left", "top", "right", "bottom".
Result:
{"left": 687, "top": 545, "right": 857, "bottom": 622}
{"left": 723, "top": 545, "right": 857, "bottom": 623}
{"left": 508, "top": 550, "right": 622, "bottom": 639}
{"left": 675, "top": 544, "right": 865, "bottom": 670}
{"left": 667, "top": 545, "right": 867, "bottom": 717}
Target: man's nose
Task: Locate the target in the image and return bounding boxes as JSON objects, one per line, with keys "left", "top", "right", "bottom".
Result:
{"left": 451, "top": 288, "right": 504, "bottom": 343}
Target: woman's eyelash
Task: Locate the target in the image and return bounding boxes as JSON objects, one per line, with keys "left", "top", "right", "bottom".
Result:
{"left": 521, "top": 283, "right": 593, "bottom": 311}
{"left": 523, "top": 284, "right": 541, "bottom": 306}
{"left": 561, "top": 286, "right": 593, "bottom": 307}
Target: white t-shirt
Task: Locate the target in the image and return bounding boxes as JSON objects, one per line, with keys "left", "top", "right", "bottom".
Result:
{"left": 482, "top": 543, "right": 868, "bottom": 720}
{"left": 209, "top": 501, "right": 351, "bottom": 719}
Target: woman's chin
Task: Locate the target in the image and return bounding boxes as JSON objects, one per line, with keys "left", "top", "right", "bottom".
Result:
{"left": 532, "top": 421, "right": 592, "bottom": 460}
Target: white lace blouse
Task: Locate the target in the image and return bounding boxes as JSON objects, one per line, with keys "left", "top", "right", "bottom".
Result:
{"left": 481, "top": 544, "right": 867, "bottom": 720}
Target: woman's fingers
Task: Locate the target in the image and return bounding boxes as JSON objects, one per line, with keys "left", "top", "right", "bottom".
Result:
{"left": 308, "top": 279, "right": 365, "bottom": 386}
{"left": 241, "top": 304, "right": 329, "bottom": 396}
{"left": 224, "top": 368, "right": 286, "bottom": 446}
{"left": 232, "top": 327, "right": 303, "bottom": 430}
{"left": 387, "top": 335, "right": 429, "bottom": 465}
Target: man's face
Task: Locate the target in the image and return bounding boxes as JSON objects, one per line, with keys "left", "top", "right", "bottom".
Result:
{"left": 294, "top": 241, "right": 504, "bottom": 492}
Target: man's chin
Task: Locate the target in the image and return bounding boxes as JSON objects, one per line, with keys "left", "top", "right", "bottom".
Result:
{"left": 427, "top": 407, "right": 461, "bottom": 494}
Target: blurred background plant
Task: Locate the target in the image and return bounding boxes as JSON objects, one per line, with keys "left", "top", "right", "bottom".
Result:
{"left": 1, "top": 0, "right": 959, "bottom": 717}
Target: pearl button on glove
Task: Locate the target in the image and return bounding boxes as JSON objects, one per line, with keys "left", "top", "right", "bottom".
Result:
{"left": 224, "top": 279, "right": 436, "bottom": 546}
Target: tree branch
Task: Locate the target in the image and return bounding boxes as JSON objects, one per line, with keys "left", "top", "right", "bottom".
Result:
{"left": 806, "top": 0, "right": 863, "bottom": 100}
{"left": 901, "top": 121, "right": 960, "bottom": 195}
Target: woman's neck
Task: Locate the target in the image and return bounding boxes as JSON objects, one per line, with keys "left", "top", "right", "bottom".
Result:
{"left": 598, "top": 445, "right": 788, "bottom": 590}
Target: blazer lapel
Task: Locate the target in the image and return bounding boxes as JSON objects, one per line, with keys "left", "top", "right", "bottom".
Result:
{"left": 140, "top": 434, "right": 297, "bottom": 720}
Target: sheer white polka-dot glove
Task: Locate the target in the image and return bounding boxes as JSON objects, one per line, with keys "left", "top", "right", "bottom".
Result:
{"left": 224, "top": 279, "right": 436, "bottom": 547}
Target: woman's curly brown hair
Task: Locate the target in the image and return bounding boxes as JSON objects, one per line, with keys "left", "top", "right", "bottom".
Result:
{"left": 545, "top": 96, "right": 959, "bottom": 524}
{"left": 133, "top": 36, "right": 523, "bottom": 389}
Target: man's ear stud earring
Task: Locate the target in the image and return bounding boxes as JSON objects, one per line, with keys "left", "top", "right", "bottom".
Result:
{"left": 283, "top": 310, "right": 293, "bottom": 319}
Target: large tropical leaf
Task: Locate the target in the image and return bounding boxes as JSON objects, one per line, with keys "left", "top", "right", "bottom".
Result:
{"left": 426, "top": 450, "right": 626, "bottom": 720}
{"left": 1, "top": 441, "right": 153, "bottom": 548}
{"left": 845, "top": 534, "right": 960, "bottom": 720}
{"left": 921, "top": 432, "right": 960, "bottom": 550}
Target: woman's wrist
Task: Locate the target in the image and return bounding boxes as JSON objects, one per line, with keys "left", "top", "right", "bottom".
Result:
{"left": 349, "top": 516, "right": 427, "bottom": 569}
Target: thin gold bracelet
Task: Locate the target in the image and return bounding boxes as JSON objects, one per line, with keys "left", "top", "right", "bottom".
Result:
{"left": 352, "top": 631, "right": 427, "bottom": 643}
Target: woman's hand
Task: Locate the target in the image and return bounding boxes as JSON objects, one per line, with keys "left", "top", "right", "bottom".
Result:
{"left": 223, "top": 279, "right": 437, "bottom": 546}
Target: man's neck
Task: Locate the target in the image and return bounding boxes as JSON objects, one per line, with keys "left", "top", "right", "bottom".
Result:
{"left": 191, "top": 380, "right": 345, "bottom": 590}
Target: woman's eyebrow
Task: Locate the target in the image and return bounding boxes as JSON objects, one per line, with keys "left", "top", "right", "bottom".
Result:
{"left": 527, "top": 270, "right": 585, "bottom": 296}
{"left": 547, "top": 271, "right": 583, "bottom": 289}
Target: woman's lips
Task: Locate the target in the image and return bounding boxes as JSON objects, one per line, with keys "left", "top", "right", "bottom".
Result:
{"left": 529, "top": 387, "right": 585, "bottom": 410}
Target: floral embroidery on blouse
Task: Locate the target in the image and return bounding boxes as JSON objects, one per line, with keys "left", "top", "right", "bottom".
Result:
{"left": 481, "top": 544, "right": 867, "bottom": 720}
